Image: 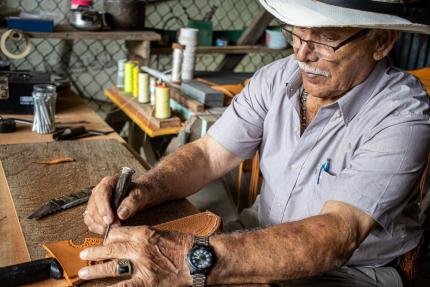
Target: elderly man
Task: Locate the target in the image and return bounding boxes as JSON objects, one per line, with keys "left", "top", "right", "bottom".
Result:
{"left": 80, "top": 0, "right": 430, "bottom": 286}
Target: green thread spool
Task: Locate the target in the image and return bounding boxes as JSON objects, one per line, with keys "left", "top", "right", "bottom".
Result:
{"left": 124, "top": 61, "right": 134, "bottom": 94}
{"left": 155, "top": 85, "right": 171, "bottom": 119}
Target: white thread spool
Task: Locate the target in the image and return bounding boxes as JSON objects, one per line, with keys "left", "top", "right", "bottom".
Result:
{"left": 149, "top": 76, "right": 156, "bottom": 105}
{"left": 138, "top": 72, "right": 150, "bottom": 103}
{"left": 182, "top": 45, "right": 197, "bottom": 81}
{"left": 171, "top": 43, "right": 184, "bottom": 83}
{"left": 116, "top": 59, "right": 126, "bottom": 88}
{"left": 178, "top": 28, "right": 198, "bottom": 46}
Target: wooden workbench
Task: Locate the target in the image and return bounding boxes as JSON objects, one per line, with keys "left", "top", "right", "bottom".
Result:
{"left": 0, "top": 91, "right": 197, "bottom": 286}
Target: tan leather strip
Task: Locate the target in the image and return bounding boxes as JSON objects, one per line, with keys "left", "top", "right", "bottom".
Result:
{"left": 42, "top": 211, "right": 222, "bottom": 286}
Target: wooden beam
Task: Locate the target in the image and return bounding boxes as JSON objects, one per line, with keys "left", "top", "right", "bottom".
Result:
{"left": 216, "top": 11, "right": 274, "bottom": 72}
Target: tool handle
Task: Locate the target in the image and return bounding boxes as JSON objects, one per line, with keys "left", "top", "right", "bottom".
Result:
{"left": 112, "top": 166, "right": 135, "bottom": 213}
{"left": 0, "top": 258, "right": 63, "bottom": 286}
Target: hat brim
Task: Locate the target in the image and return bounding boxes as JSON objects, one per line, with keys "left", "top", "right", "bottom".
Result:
{"left": 259, "top": 0, "right": 430, "bottom": 35}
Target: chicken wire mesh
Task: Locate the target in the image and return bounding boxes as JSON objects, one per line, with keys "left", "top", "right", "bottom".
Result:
{"left": 1, "top": 0, "right": 291, "bottom": 116}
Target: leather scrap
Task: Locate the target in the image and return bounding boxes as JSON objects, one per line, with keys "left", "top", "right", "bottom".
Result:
{"left": 42, "top": 211, "right": 222, "bottom": 286}
{"left": 32, "top": 157, "right": 75, "bottom": 165}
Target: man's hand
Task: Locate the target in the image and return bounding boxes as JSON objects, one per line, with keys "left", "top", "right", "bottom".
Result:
{"left": 78, "top": 226, "right": 193, "bottom": 287}
{"left": 84, "top": 176, "right": 151, "bottom": 234}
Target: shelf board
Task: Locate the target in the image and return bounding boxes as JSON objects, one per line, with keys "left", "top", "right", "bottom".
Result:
{"left": 152, "top": 45, "right": 293, "bottom": 55}
{"left": 0, "top": 25, "right": 161, "bottom": 41}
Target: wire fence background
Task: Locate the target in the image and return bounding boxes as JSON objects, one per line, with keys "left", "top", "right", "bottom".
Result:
{"left": 1, "top": 0, "right": 291, "bottom": 116}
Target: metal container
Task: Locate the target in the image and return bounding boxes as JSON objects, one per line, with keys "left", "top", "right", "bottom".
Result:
{"left": 69, "top": 6, "right": 108, "bottom": 31}
{"left": 103, "top": 0, "right": 145, "bottom": 30}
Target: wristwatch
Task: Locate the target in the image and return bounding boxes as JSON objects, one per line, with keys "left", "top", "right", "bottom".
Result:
{"left": 186, "top": 236, "right": 216, "bottom": 287}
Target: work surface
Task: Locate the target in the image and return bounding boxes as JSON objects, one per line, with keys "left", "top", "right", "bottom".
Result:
{"left": 0, "top": 139, "right": 197, "bottom": 286}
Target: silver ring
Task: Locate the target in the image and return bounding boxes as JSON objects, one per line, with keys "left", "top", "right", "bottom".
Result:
{"left": 116, "top": 259, "right": 132, "bottom": 277}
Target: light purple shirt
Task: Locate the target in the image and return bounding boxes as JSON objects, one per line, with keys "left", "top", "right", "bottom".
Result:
{"left": 208, "top": 55, "right": 430, "bottom": 266}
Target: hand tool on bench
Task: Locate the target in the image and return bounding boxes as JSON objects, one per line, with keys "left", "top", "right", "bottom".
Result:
{"left": 103, "top": 166, "right": 135, "bottom": 241}
{"left": 28, "top": 186, "right": 94, "bottom": 220}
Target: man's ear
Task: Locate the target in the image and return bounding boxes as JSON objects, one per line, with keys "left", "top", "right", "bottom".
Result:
{"left": 373, "top": 30, "right": 400, "bottom": 61}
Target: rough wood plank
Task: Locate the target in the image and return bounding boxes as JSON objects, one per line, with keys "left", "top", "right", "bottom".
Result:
{"left": 141, "top": 104, "right": 181, "bottom": 128}
{"left": 170, "top": 87, "right": 205, "bottom": 113}
{"left": 0, "top": 139, "right": 196, "bottom": 261}
{"left": 0, "top": 161, "right": 30, "bottom": 266}
{"left": 217, "top": 11, "right": 273, "bottom": 72}
{"left": 0, "top": 27, "right": 161, "bottom": 41}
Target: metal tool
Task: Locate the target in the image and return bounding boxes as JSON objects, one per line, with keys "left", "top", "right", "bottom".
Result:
{"left": 28, "top": 186, "right": 93, "bottom": 220}
{"left": 0, "top": 258, "right": 63, "bottom": 286}
{"left": 104, "top": 166, "right": 135, "bottom": 241}
{"left": 52, "top": 125, "right": 113, "bottom": 141}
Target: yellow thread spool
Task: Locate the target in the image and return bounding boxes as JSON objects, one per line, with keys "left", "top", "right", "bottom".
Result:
{"left": 132, "top": 65, "right": 140, "bottom": 98}
{"left": 124, "top": 61, "right": 134, "bottom": 94}
{"left": 155, "top": 85, "right": 171, "bottom": 119}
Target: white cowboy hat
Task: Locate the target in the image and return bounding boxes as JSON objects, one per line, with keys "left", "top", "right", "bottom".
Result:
{"left": 259, "top": 0, "right": 430, "bottom": 34}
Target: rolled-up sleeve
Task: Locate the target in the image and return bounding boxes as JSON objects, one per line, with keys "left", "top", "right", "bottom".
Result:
{"left": 328, "top": 118, "right": 430, "bottom": 235}
{"left": 207, "top": 69, "right": 271, "bottom": 159}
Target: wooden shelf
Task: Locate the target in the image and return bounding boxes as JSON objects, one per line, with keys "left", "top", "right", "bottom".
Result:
{"left": 152, "top": 45, "right": 293, "bottom": 55}
{"left": 0, "top": 25, "right": 161, "bottom": 41}
{"left": 104, "top": 87, "right": 183, "bottom": 137}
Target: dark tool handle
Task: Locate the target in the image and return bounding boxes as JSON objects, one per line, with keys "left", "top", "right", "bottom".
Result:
{"left": 53, "top": 126, "right": 86, "bottom": 141}
{"left": 0, "top": 258, "right": 63, "bottom": 286}
{"left": 112, "top": 167, "right": 135, "bottom": 213}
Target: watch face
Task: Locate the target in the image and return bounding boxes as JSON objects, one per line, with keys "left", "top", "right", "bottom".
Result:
{"left": 190, "top": 246, "right": 213, "bottom": 270}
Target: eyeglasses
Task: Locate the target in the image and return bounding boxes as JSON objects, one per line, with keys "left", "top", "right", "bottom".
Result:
{"left": 281, "top": 24, "right": 370, "bottom": 60}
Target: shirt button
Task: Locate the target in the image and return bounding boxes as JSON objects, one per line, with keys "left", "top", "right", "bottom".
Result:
{"left": 277, "top": 202, "right": 283, "bottom": 208}
{"left": 335, "top": 110, "right": 342, "bottom": 118}
{"left": 293, "top": 126, "right": 300, "bottom": 133}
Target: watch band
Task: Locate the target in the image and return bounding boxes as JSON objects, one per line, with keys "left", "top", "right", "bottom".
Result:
{"left": 192, "top": 236, "right": 209, "bottom": 287}
{"left": 194, "top": 236, "right": 209, "bottom": 246}
{"left": 192, "top": 273, "right": 206, "bottom": 287}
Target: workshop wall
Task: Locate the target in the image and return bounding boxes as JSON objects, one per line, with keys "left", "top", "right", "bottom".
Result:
{"left": 1, "top": 0, "right": 291, "bottom": 116}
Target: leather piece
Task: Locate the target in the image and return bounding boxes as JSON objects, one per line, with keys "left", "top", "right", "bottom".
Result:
{"left": 41, "top": 211, "right": 221, "bottom": 286}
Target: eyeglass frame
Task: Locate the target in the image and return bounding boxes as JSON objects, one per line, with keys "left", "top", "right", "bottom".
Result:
{"left": 280, "top": 24, "right": 371, "bottom": 55}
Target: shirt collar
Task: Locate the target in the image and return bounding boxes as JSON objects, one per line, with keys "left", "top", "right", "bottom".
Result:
{"left": 285, "top": 58, "right": 389, "bottom": 126}
{"left": 337, "top": 58, "right": 389, "bottom": 125}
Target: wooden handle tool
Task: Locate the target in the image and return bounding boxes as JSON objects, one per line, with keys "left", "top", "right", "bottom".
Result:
{"left": 104, "top": 166, "right": 135, "bottom": 241}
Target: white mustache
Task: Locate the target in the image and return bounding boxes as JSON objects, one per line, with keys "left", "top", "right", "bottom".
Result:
{"left": 298, "top": 61, "right": 331, "bottom": 77}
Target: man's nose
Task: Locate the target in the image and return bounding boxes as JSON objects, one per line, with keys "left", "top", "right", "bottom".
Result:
{"left": 295, "top": 42, "right": 318, "bottom": 62}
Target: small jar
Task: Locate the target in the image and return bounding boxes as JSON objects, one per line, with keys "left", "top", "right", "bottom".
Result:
{"left": 32, "top": 84, "right": 57, "bottom": 134}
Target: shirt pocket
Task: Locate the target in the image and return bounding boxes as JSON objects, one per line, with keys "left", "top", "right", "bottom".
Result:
{"left": 308, "top": 172, "right": 338, "bottom": 215}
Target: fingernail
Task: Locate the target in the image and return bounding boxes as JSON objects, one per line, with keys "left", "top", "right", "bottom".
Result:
{"left": 103, "top": 216, "right": 110, "bottom": 225}
{"left": 118, "top": 207, "right": 129, "bottom": 219}
{"left": 80, "top": 249, "right": 88, "bottom": 259}
{"left": 78, "top": 267, "right": 89, "bottom": 279}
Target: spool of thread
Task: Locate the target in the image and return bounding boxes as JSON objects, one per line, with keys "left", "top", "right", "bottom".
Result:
{"left": 155, "top": 84, "right": 171, "bottom": 119}
{"left": 138, "top": 73, "right": 150, "bottom": 103}
{"left": 182, "top": 45, "right": 196, "bottom": 81}
{"left": 132, "top": 64, "right": 140, "bottom": 98}
{"left": 116, "top": 59, "right": 126, "bottom": 88}
{"left": 124, "top": 61, "right": 134, "bottom": 94}
{"left": 149, "top": 77, "right": 156, "bottom": 105}
{"left": 178, "top": 28, "right": 198, "bottom": 47}
{"left": 171, "top": 43, "right": 184, "bottom": 83}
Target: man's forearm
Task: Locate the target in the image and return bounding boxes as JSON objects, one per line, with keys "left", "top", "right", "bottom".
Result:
{"left": 135, "top": 136, "right": 239, "bottom": 207}
{"left": 208, "top": 213, "right": 358, "bottom": 285}
{"left": 135, "top": 141, "right": 210, "bottom": 206}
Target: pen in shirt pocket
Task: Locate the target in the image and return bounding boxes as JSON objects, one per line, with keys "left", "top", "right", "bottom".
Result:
{"left": 317, "top": 158, "right": 335, "bottom": 184}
